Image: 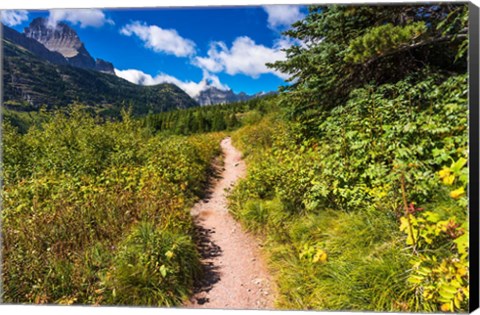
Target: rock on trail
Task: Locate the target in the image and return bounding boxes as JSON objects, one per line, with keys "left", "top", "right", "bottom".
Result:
{"left": 185, "top": 137, "right": 275, "bottom": 309}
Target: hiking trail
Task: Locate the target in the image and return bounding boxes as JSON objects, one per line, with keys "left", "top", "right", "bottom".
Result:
{"left": 186, "top": 137, "right": 275, "bottom": 309}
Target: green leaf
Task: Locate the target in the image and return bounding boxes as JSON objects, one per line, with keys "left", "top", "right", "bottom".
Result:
{"left": 160, "top": 264, "right": 167, "bottom": 278}
{"left": 451, "top": 157, "right": 467, "bottom": 173}
{"left": 453, "top": 234, "right": 468, "bottom": 255}
{"left": 439, "top": 285, "right": 458, "bottom": 298}
{"left": 424, "top": 211, "right": 441, "bottom": 223}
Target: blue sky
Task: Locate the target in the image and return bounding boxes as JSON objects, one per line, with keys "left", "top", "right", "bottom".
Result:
{"left": 2, "top": 6, "right": 307, "bottom": 96}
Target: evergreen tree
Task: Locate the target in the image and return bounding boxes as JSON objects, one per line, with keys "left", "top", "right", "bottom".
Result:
{"left": 268, "top": 4, "right": 468, "bottom": 136}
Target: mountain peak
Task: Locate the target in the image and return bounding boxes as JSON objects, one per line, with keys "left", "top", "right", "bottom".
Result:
{"left": 195, "top": 86, "right": 262, "bottom": 106}
{"left": 23, "top": 17, "right": 115, "bottom": 75}
{"left": 25, "top": 17, "right": 83, "bottom": 58}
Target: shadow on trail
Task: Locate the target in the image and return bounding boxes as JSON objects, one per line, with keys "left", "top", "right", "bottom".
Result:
{"left": 192, "top": 224, "right": 222, "bottom": 305}
{"left": 186, "top": 138, "right": 273, "bottom": 309}
{"left": 189, "top": 154, "right": 226, "bottom": 305}
{"left": 197, "top": 155, "right": 224, "bottom": 202}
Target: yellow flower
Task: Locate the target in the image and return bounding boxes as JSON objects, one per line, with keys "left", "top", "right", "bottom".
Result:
{"left": 439, "top": 167, "right": 456, "bottom": 185}
{"left": 312, "top": 249, "right": 327, "bottom": 263}
{"left": 443, "top": 174, "right": 455, "bottom": 185}
{"left": 450, "top": 187, "right": 465, "bottom": 199}
{"left": 438, "top": 167, "right": 451, "bottom": 179}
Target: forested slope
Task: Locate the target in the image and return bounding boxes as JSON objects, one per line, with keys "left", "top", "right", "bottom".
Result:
{"left": 3, "top": 39, "right": 198, "bottom": 125}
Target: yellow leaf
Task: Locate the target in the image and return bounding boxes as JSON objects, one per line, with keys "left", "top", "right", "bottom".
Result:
{"left": 399, "top": 216, "right": 410, "bottom": 232}
{"left": 424, "top": 211, "right": 441, "bottom": 223}
{"left": 312, "top": 249, "right": 327, "bottom": 263}
{"left": 409, "top": 275, "right": 424, "bottom": 284}
{"left": 160, "top": 264, "right": 167, "bottom": 277}
{"left": 451, "top": 157, "right": 467, "bottom": 172}
{"left": 454, "top": 296, "right": 461, "bottom": 309}
{"left": 456, "top": 267, "right": 468, "bottom": 277}
{"left": 450, "top": 187, "right": 465, "bottom": 199}
{"left": 440, "top": 303, "right": 451, "bottom": 312}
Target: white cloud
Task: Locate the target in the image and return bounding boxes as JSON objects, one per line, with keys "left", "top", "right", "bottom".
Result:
{"left": 194, "top": 54, "right": 224, "bottom": 73}
{"left": 273, "top": 35, "right": 300, "bottom": 50}
{"left": 115, "top": 68, "right": 229, "bottom": 98}
{"left": 120, "top": 21, "right": 196, "bottom": 57}
{"left": 263, "top": 5, "right": 305, "bottom": 30}
{"left": 47, "top": 9, "right": 114, "bottom": 28}
{"left": 1, "top": 10, "right": 28, "bottom": 27}
{"left": 193, "top": 36, "right": 289, "bottom": 80}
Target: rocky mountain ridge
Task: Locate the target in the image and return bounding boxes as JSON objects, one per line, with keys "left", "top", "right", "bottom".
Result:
{"left": 195, "top": 85, "right": 275, "bottom": 106}
{"left": 25, "top": 18, "right": 83, "bottom": 58}
{"left": 3, "top": 24, "right": 69, "bottom": 66}
{"left": 3, "top": 18, "right": 272, "bottom": 109}
{"left": 4, "top": 18, "right": 115, "bottom": 75}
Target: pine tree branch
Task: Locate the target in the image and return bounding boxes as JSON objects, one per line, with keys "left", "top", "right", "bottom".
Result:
{"left": 366, "top": 33, "right": 468, "bottom": 66}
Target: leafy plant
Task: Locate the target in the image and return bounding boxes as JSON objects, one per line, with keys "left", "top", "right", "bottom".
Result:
{"left": 399, "top": 156, "right": 469, "bottom": 312}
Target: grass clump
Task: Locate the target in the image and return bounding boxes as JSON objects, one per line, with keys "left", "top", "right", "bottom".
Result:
{"left": 105, "top": 222, "right": 200, "bottom": 306}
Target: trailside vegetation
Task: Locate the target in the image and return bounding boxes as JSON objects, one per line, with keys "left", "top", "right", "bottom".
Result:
{"left": 268, "top": 4, "right": 467, "bottom": 136}
{"left": 2, "top": 109, "right": 224, "bottom": 305}
{"left": 230, "top": 3, "right": 469, "bottom": 312}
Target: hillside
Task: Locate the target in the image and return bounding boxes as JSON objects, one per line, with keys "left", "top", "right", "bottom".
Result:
{"left": 3, "top": 23, "right": 69, "bottom": 66}
{"left": 2, "top": 38, "right": 199, "bottom": 119}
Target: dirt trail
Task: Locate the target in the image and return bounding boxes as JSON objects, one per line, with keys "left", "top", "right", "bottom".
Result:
{"left": 185, "top": 137, "right": 275, "bottom": 309}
